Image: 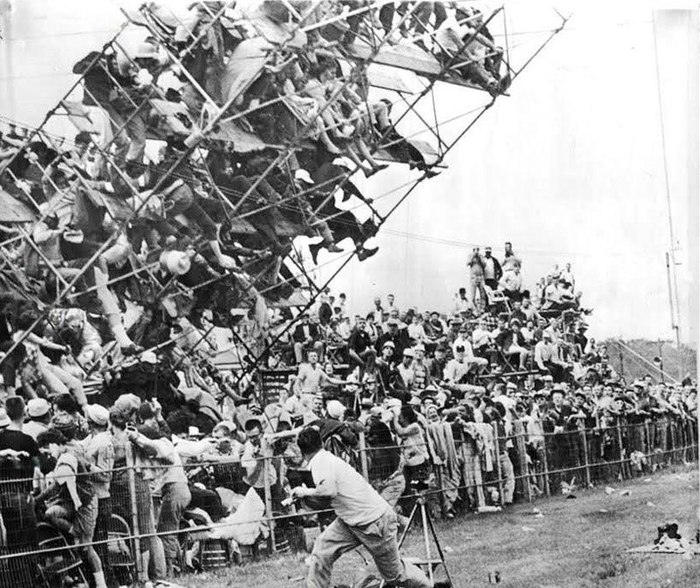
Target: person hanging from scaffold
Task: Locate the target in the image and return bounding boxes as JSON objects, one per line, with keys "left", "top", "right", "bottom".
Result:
{"left": 291, "top": 426, "right": 436, "bottom": 588}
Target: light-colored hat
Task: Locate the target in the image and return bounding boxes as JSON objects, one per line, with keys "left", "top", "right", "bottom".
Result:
{"left": 27, "top": 398, "right": 51, "bottom": 418}
{"left": 326, "top": 400, "right": 346, "bottom": 419}
{"left": 332, "top": 156, "right": 355, "bottom": 170}
{"left": 160, "top": 250, "right": 192, "bottom": 276}
{"left": 294, "top": 169, "right": 315, "bottom": 185}
{"left": 114, "top": 393, "right": 142, "bottom": 414}
{"left": 86, "top": 404, "right": 109, "bottom": 427}
{"left": 413, "top": 343, "right": 425, "bottom": 352}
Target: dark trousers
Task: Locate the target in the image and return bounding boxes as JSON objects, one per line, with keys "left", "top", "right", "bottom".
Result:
{"left": 95, "top": 497, "right": 119, "bottom": 588}
{"left": 0, "top": 491, "right": 37, "bottom": 588}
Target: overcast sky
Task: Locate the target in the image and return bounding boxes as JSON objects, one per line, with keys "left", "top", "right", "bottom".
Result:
{"left": 0, "top": 1, "right": 697, "bottom": 343}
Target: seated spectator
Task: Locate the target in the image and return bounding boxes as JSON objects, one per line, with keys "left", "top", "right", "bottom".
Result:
{"left": 534, "top": 332, "right": 569, "bottom": 382}
{"left": 292, "top": 313, "right": 325, "bottom": 364}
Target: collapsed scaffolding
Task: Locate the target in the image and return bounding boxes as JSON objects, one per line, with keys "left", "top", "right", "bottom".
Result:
{"left": 0, "top": 1, "right": 567, "bottom": 407}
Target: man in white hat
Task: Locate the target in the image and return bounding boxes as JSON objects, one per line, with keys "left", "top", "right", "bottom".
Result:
{"left": 23, "top": 398, "right": 52, "bottom": 440}
{"left": 81, "top": 404, "right": 116, "bottom": 588}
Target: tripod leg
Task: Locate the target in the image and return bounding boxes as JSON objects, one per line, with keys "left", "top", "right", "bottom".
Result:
{"left": 396, "top": 500, "right": 420, "bottom": 549}
{"left": 426, "top": 505, "right": 454, "bottom": 587}
{"left": 419, "top": 503, "right": 434, "bottom": 585}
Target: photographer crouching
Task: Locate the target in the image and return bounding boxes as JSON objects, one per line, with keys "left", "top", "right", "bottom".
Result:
{"left": 291, "top": 426, "right": 433, "bottom": 588}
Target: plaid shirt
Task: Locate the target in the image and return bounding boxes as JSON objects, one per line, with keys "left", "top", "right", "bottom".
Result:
{"left": 480, "top": 314, "right": 499, "bottom": 332}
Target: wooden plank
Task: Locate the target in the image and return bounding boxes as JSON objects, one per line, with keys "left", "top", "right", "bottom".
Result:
{"left": 345, "top": 43, "right": 444, "bottom": 76}
{"left": 337, "top": 44, "right": 487, "bottom": 92}
{"left": 366, "top": 64, "right": 420, "bottom": 94}
{"left": 0, "top": 189, "right": 36, "bottom": 223}
{"left": 209, "top": 120, "right": 278, "bottom": 153}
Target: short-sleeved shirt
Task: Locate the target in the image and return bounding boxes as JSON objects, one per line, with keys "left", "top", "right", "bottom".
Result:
{"left": 397, "top": 423, "right": 429, "bottom": 467}
{"left": 0, "top": 429, "right": 39, "bottom": 493}
{"left": 308, "top": 449, "right": 389, "bottom": 526}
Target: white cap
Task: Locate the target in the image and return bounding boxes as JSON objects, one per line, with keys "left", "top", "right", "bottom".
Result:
{"left": 294, "top": 169, "right": 315, "bottom": 185}
{"left": 86, "top": 404, "right": 110, "bottom": 426}
{"left": 326, "top": 400, "right": 346, "bottom": 419}
{"left": 332, "top": 157, "right": 355, "bottom": 170}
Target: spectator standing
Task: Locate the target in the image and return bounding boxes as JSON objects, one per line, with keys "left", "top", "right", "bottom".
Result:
{"left": 81, "top": 405, "right": 116, "bottom": 588}
{"left": 467, "top": 248, "right": 487, "bottom": 309}
{"left": 23, "top": 398, "right": 52, "bottom": 440}
{"left": 482, "top": 246, "right": 503, "bottom": 290}
{"left": 126, "top": 424, "right": 191, "bottom": 577}
{"left": 0, "top": 398, "right": 40, "bottom": 588}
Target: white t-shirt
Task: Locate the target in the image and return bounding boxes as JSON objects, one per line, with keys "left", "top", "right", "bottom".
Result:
{"left": 307, "top": 449, "right": 389, "bottom": 526}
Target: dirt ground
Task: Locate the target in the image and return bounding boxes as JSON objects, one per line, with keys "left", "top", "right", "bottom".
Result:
{"left": 178, "top": 464, "right": 699, "bottom": 588}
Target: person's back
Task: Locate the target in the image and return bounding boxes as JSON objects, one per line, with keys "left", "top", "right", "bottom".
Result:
{"left": 308, "top": 448, "right": 388, "bottom": 526}
{"left": 0, "top": 427, "right": 38, "bottom": 493}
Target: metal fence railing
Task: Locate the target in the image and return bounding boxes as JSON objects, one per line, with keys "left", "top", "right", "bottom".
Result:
{"left": 0, "top": 416, "right": 696, "bottom": 586}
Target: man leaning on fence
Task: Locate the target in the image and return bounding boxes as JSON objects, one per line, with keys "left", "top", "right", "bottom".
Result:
{"left": 291, "top": 426, "right": 434, "bottom": 588}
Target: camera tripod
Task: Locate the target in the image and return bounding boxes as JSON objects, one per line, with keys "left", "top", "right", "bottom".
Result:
{"left": 381, "top": 494, "right": 453, "bottom": 587}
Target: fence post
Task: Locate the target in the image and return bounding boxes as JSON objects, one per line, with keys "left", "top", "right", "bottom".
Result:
{"left": 669, "top": 419, "right": 677, "bottom": 464}
{"left": 515, "top": 427, "right": 531, "bottom": 503}
{"left": 262, "top": 439, "right": 276, "bottom": 553}
{"left": 358, "top": 430, "right": 369, "bottom": 481}
{"left": 125, "top": 444, "right": 142, "bottom": 578}
{"left": 581, "top": 426, "right": 591, "bottom": 489}
{"left": 616, "top": 418, "right": 626, "bottom": 480}
{"left": 493, "top": 423, "right": 505, "bottom": 507}
{"left": 541, "top": 432, "right": 550, "bottom": 496}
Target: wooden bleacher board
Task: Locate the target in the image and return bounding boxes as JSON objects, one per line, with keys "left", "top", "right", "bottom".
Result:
{"left": 374, "top": 138, "right": 440, "bottom": 167}
{"left": 149, "top": 99, "right": 195, "bottom": 136}
{"left": 366, "top": 64, "right": 421, "bottom": 94}
{"left": 340, "top": 43, "right": 487, "bottom": 92}
{"left": 0, "top": 189, "right": 37, "bottom": 223}
{"left": 60, "top": 101, "right": 97, "bottom": 133}
{"left": 259, "top": 367, "right": 296, "bottom": 406}
{"left": 209, "top": 120, "right": 280, "bottom": 153}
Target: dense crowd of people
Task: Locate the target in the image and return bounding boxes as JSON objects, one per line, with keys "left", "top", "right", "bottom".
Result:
{"left": 0, "top": 234, "right": 696, "bottom": 587}
{"left": 0, "top": 2, "right": 695, "bottom": 588}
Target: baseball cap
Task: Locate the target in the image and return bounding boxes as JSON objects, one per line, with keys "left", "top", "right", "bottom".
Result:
{"left": 413, "top": 343, "right": 425, "bottom": 352}
{"left": 382, "top": 340, "right": 396, "bottom": 349}
{"left": 403, "top": 348, "right": 414, "bottom": 358}
{"left": 543, "top": 375, "right": 554, "bottom": 382}
{"left": 27, "top": 398, "right": 51, "bottom": 419}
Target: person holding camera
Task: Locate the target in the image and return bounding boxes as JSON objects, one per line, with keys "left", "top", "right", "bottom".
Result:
{"left": 291, "top": 426, "right": 432, "bottom": 588}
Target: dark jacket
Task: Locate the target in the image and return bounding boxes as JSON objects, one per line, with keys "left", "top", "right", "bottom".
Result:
{"left": 292, "top": 322, "right": 321, "bottom": 344}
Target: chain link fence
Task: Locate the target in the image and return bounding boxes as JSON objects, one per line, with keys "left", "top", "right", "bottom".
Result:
{"left": 0, "top": 416, "right": 696, "bottom": 586}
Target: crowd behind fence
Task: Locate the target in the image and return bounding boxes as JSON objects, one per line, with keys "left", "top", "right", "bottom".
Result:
{"left": 0, "top": 411, "right": 696, "bottom": 587}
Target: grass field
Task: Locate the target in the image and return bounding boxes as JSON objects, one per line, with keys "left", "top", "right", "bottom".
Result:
{"left": 179, "top": 465, "right": 699, "bottom": 588}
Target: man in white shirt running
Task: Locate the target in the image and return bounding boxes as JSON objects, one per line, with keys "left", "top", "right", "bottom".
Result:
{"left": 291, "top": 427, "right": 432, "bottom": 588}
